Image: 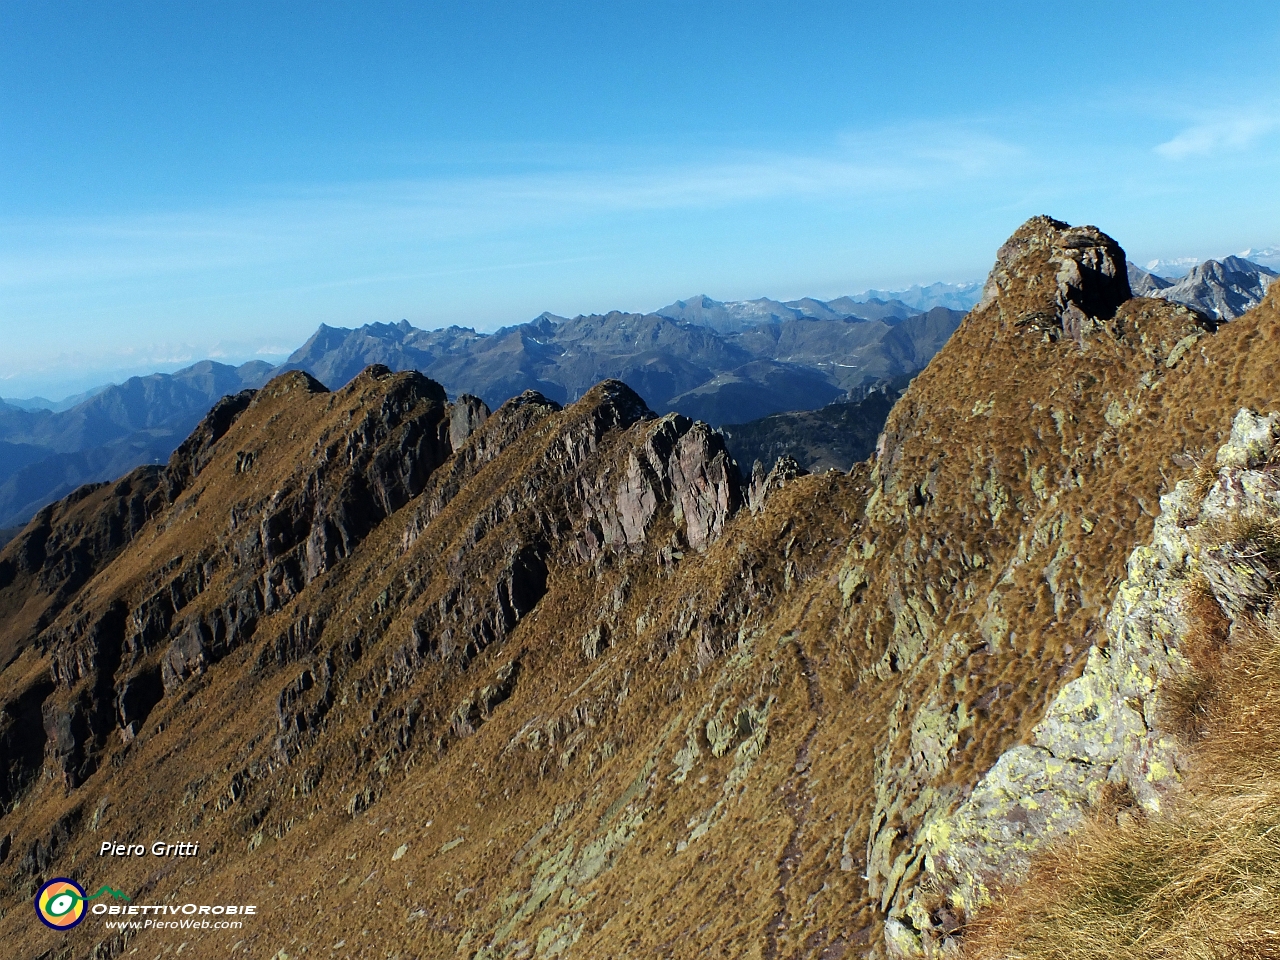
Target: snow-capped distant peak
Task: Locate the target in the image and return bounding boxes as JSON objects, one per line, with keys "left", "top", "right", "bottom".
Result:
{"left": 853, "top": 281, "right": 984, "bottom": 313}
{"left": 1145, "top": 256, "right": 1202, "bottom": 278}
{"left": 1238, "top": 247, "right": 1280, "bottom": 271}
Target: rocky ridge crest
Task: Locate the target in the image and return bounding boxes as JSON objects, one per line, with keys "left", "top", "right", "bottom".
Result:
{"left": 886, "top": 408, "right": 1280, "bottom": 956}
{"left": 0, "top": 218, "right": 1278, "bottom": 959}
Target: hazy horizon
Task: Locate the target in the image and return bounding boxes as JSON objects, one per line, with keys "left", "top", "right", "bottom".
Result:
{"left": 0, "top": 281, "right": 983, "bottom": 401}
{"left": 4, "top": 2, "right": 1279, "bottom": 398}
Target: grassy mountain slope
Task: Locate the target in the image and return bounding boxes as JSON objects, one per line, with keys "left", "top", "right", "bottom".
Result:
{"left": 0, "top": 217, "right": 1276, "bottom": 960}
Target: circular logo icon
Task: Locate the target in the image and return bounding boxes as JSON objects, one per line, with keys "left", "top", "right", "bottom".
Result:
{"left": 35, "top": 878, "right": 87, "bottom": 930}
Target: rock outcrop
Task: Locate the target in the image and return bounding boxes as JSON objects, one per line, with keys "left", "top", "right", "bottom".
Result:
{"left": 886, "top": 408, "right": 1280, "bottom": 956}
{"left": 746, "top": 454, "right": 807, "bottom": 514}
{"left": 2, "top": 218, "right": 1279, "bottom": 960}
{"left": 976, "top": 215, "right": 1130, "bottom": 344}
{"left": 577, "top": 410, "right": 743, "bottom": 555}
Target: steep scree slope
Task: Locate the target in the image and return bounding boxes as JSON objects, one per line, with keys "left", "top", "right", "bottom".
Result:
{"left": 0, "top": 216, "right": 1277, "bottom": 960}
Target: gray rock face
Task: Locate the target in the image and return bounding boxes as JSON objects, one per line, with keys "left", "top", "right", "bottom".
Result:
{"left": 450, "top": 660, "right": 520, "bottom": 739}
{"left": 274, "top": 655, "right": 336, "bottom": 760}
{"left": 114, "top": 668, "right": 163, "bottom": 741}
{"left": 884, "top": 408, "right": 1280, "bottom": 957}
{"left": 978, "top": 216, "right": 1131, "bottom": 344}
{"left": 397, "top": 379, "right": 744, "bottom": 680}
{"left": 1146, "top": 255, "right": 1278, "bottom": 321}
{"left": 665, "top": 418, "right": 742, "bottom": 551}
{"left": 449, "top": 395, "right": 490, "bottom": 449}
{"left": 579, "top": 412, "right": 743, "bottom": 556}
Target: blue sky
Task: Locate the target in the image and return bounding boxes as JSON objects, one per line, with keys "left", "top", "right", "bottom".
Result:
{"left": 2, "top": 2, "right": 1279, "bottom": 398}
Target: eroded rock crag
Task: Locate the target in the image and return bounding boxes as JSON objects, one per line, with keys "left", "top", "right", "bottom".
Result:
{"left": 0, "top": 216, "right": 1277, "bottom": 960}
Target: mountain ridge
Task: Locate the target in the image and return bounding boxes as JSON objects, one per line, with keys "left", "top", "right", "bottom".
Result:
{"left": 0, "top": 307, "right": 962, "bottom": 529}
{"left": 1128, "top": 255, "right": 1276, "bottom": 320}
{"left": 2, "top": 217, "right": 1279, "bottom": 958}
{"left": 276, "top": 305, "right": 965, "bottom": 416}
{"left": 653, "top": 293, "right": 922, "bottom": 333}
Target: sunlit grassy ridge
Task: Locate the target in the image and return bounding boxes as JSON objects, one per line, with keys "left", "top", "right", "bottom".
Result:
{"left": 965, "top": 576, "right": 1280, "bottom": 959}
{"left": 5, "top": 220, "right": 1280, "bottom": 958}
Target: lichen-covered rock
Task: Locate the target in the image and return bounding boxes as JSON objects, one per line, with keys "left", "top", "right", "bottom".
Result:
{"left": 976, "top": 215, "right": 1130, "bottom": 344}
{"left": 747, "top": 455, "right": 806, "bottom": 514}
{"left": 887, "top": 408, "right": 1280, "bottom": 956}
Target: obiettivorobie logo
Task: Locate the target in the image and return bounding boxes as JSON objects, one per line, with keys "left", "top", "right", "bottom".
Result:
{"left": 34, "top": 877, "right": 258, "bottom": 933}
{"left": 35, "top": 878, "right": 131, "bottom": 930}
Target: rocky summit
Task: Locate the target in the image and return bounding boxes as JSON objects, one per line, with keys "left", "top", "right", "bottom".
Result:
{"left": 1, "top": 216, "right": 1279, "bottom": 959}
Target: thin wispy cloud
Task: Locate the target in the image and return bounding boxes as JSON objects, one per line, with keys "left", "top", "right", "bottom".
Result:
{"left": 0, "top": 129, "right": 1022, "bottom": 293}
{"left": 1155, "top": 111, "right": 1280, "bottom": 159}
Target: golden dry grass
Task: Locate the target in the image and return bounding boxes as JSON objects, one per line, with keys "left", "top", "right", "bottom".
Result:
{"left": 3, "top": 228, "right": 1279, "bottom": 958}
{"left": 963, "top": 613, "right": 1280, "bottom": 960}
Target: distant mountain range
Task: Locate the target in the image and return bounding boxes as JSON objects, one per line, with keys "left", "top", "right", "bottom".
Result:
{"left": 654, "top": 282, "right": 984, "bottom": 334}
{"left": 1144, "top": 246, "right": 1280, "bottom": 278}
{"left": 1146, "top": 248, "right": 1274, "bottom": 277}
{"left": 275, "top": 306, "right": 963, "bottom": 421}
{"left": 0, "top": 361, "right": 273, "bottom": 531}
{"left": 1, "top": 257, "right": 1271, "bottom": 534}
{"left": 1142, "top": 256, "right": 1205, "bottom": 279}
{"left": 851, "top": 280, "right": 985, "bottom": 312}
{"left": 1127, "top": 255, "right": 1277, "bottom": 321}
{"left": 0, "top": 384, "right": 110, "bottom": 413}
{"left": 0, "top": 296, "right": 964, "bottom": 530}
{"left": 1239, "top": 246, "right": 1280, "bottom": 271}
{"left": 655, "top": 292, "right": 929, "bottom": 334}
